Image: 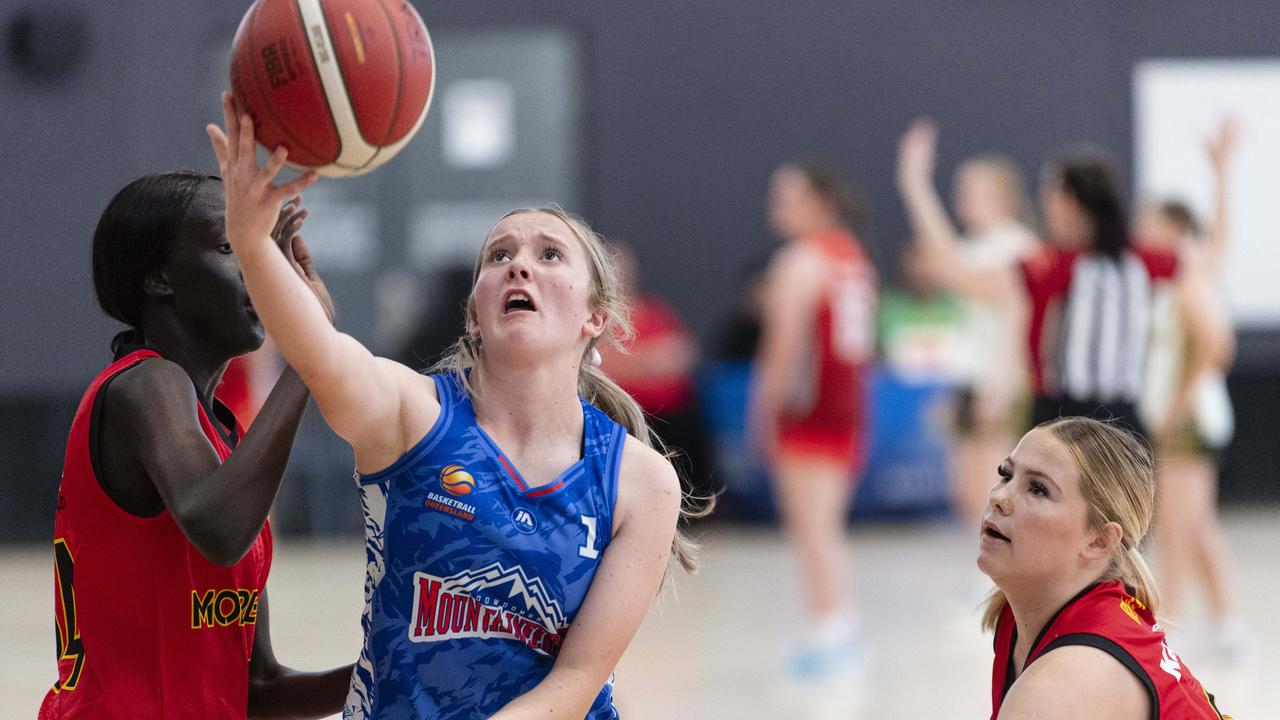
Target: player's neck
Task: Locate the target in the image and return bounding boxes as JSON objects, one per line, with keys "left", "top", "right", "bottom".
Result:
{"left": 794, "top": 219, "right": 840, "bottom": 243}
{"left": 1002, "top": 577, "right": 1095, "bottom": 672}
{"left": 469, "top": 355, "right": 583, "bottom": 448}
{"left": 967, "top": 216, "right": 1004, "bottom": 237}
{"left": 139, "top": 320, "right": 230, "bottom": 403}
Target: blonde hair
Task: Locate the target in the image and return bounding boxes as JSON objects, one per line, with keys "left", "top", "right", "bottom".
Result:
{"left": 981, "top": 417, "right": 1159, "bottom": 632}
{"left": 959, "top": 154, "right": 1038, "bottom": 231}
{"left": 431, "top": 206, "right": 709, "bottom": 577}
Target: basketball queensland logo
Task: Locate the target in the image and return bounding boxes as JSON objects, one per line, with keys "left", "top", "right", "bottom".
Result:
{"left": 424, "top": 464, "right": 478, "bottom": 521}
{"left": 408, "top": 562, "right": 567, "bottom": 656}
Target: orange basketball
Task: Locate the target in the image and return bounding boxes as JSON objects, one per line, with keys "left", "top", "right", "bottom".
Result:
{"left": 439, "top": 465, "right": 476, "bottom": 496}
{"left": 229, "top": 0, "right": 435, "bottom": 177}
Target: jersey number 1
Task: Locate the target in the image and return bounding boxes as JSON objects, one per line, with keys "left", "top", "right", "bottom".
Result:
{"left": 578, "top": 516, "right": 600, "bottom": 559}
{"left": 52, "top": 538, "right": 86, "bottom": 692}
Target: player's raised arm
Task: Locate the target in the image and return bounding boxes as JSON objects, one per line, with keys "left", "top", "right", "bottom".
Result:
{"left": 897, "top": 118, "right": 1017, "bottom": 300}
{"left": 1202, "top": 116, "right": 1240, "bottom": 276}
{"left": 207, "top": 92, "right": 427, "bottom": 468}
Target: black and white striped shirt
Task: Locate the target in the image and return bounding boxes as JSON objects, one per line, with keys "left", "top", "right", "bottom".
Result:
{"left": 1023, "top": 248, "right": 1178, "bottom": 404}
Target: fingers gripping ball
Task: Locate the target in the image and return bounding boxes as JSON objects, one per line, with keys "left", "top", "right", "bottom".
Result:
{"left": 439, "top": 465, "right": 476, "bottom": 496}
{"left": 229, "top": 0, "right": 435, "bottom": 177}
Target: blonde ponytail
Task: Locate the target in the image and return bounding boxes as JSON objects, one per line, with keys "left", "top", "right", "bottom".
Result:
{"left": 578, "top": 355, "right": 712, "bottom": 575}
{"left": 980, "top": 588, "right": 1008, "bottom": 634}
{"left": 1108, "top": 543, "right": 1161, "bottom": 616}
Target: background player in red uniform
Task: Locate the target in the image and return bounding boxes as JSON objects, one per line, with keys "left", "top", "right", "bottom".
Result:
{"left": 751, "top": 163, "right": 877, "bottom": 681}
{"left": 42, "top": 171, "right": 351, "bottom": 719}
{"left": 979, "top": 417, "right": 1230, "bottom": 719}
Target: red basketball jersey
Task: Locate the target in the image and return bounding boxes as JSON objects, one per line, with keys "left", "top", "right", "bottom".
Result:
{"left": 778, "top": 229, "right": 876, "bottom": 435}
{"left": 40, "top": 349, "right": 272, "bottom": 719}
{"left": 991, "top": 581, "right": 1229, "bottom": 720}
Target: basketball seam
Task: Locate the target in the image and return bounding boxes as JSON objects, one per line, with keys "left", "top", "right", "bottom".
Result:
{"left": 298, "top": 0, "right": 377, "bottom": 173}
{"left": 291, "top": 0, "right": 349, "bottom": 168}
{"left": 243, "top": 0, "right": 333, "bottom": 166}
{"left": 360, "top": 2, "right": 434, "bottom": 166}
{"left": 318, "top": 0, "right": 377, "bottom": 170}
{"left": 368, "top": 0, "right": 406, "bottom": 155}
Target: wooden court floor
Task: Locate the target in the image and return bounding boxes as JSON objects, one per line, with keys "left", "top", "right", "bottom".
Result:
{"left": 4, "top": 510, "right": 1276, "bottom": 717}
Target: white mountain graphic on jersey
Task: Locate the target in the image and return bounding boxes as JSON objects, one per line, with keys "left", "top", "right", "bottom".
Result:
{"left": 442, "top": 561, "right": 566, "bottom": 631}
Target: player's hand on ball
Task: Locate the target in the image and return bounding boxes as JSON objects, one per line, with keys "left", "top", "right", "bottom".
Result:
{"left": 206, "top": 91, "right": 319, "bottom": 253}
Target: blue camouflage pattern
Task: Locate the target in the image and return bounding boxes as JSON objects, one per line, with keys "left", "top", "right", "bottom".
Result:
{"left": 343, "top": 372, "right": 625, "bottom": 719}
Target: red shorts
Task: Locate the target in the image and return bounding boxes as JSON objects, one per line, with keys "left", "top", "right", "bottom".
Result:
{"left": 776, "top": 421, "right": 866, "bottom": 471}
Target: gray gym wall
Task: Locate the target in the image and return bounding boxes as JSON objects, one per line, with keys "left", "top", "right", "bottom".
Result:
{"left": 3, "top": 1, "right": 1278, "bottom": 542}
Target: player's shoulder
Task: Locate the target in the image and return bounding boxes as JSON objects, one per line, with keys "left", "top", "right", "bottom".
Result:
{"left": 772, "top": 240, "right": 827, "bottom": 277}
{"left": 616, "top": 436, "right": 680, "bottom": 507}
{"left": 1133, "top": 244, "right": 1178, "bottom": 270}
{"left": 389, "top": 361, "right": 445, "bottom": 443}
{"left": 106, "top": 356, "right": 198, "bottom": 411}
{"left": 380, "top": 356, "right": 438, "bottom": 389}
{"left": 1001, "top": 643, "right": 1150, "bottom": 719}
{"left": 1023, "top": 244, "right": 1069, "bottom": 270}
{"left": 373, "top": 358, "right": 442, "bottom": 415}
{"left": 765, "top": 243, "right": 830, "bottom": 303}
{"left": 1020, "top": 245, "right": 1077, "bottom": 292}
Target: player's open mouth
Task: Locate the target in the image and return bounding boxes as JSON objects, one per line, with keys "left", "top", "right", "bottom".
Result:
{"left": 983, "top": 522, "right": 1011, "bottom": 543}
{"left": 503, "top": 291, "right": 537, "bottom": 313}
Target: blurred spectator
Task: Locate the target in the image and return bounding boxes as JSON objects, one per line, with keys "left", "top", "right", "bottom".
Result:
{"left": 599, "top": 240, "right": 714, "bottom": 499}
{"left": 716, "top": 253, "right": 771, "bottom": 361}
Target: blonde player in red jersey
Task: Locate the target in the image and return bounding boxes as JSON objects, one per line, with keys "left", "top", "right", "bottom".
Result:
{"left": 981, "top": 417, "right": 1230, "bottom": 719}
{"left": 751, "top": 163, "right": 876, "bottom": 682}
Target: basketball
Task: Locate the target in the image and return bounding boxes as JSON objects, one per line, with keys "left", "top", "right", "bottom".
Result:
{"left": 228, "top": 0, "right": 435, "bottom": 177}
{"left": 439, "top": 465, "right": 476, "bottom": 495}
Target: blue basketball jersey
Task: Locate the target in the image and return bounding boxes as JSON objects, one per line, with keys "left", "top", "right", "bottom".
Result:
{"left": 343, "top": 372, "right": 626, "bottom": 719}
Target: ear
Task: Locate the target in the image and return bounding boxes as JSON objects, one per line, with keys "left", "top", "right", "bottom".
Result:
{"left": 1082, "top": 521, "right": 1123, "bottom": 563}
{"left": 465, "top": 298, "right": 480, "bottom": 337}
{"left": 142, "top": 269, "right": 174, "bottom": 299}
{"left": 581, "top": 308, "right": 607, "bottom": 340}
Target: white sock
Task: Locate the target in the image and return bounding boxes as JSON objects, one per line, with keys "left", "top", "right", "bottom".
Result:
{"left": 809, "top": 610, "right": 858, "bottom": 647}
